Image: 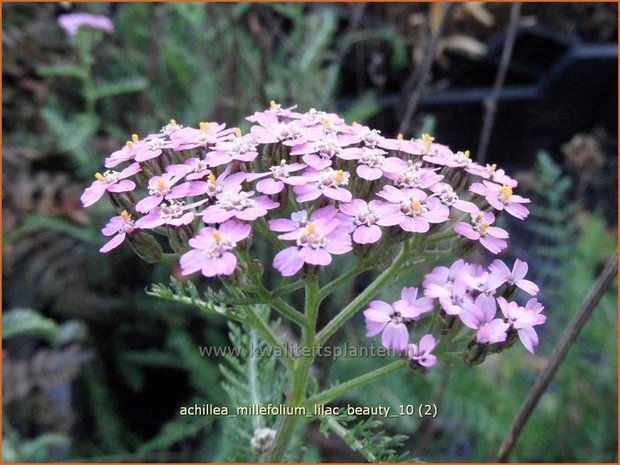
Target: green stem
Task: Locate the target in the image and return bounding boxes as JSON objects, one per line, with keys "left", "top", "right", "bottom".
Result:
{"left": 268, "top": 296, "right": 306, "bottom": 327}
{"left": 316, "top": 247, "right": 407, "bottom": 346}
{"left": 244, "top": 306, "right": 294, "bottom": 371}
{"left": 306, "top": 359, "right": 408, "bottom": 407}
{"left": 268, "top": 280, "right": 320, "bottom": 461}
{"left": 318, "top": 259, "right": 371, "bottom": 301}
{"left": 272, "top": 279, "right": 307, "bottom": 297}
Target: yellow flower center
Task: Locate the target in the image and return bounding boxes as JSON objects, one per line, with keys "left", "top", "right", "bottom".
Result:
{"left": 157, "top": 177, "right": 166, "bottom": 191}
{"left": 490, "top": 163, "right": 497, "bottom": 173}
{"left": 411, "top": 199, "right": 422, "bottom": 215}
{"left": 397, "top": 133, "right": 404, "bottom": 141}
{"left": 95, "top": 172, "right": 105, "bottom": 181}
{"left": 479, "top": 222, "right": 490, "bottom": 234}
{"left": 335, "top": 170, "right": 345, "bottom": 183}
{"left": 498, "top": 185, "right": 513, "bottom": 202}
{"left": 131, "top": 133, "right": 140, "bottom": 142}
{"left": 121, "top": 210, "right": 131, "bottom": 221}
{"left": 207, "top": 173, "right": 216, "bottom": 184}
{"left": 306, "top": 222, "right": 316, "bottom": 235}
{"left": 212, "top": 230, "right": 222, "bottom": 243}
{"left": 464, "top": 150, "right": 470, "bottom": 159}
{"left": 199, "top": 121, "right": 210, "bottom": 132}
{"left": 422, "top": 133, "right": 434, "bottom": 152}
{"left": 169, "top": 119, "right": 177, "bottom": 126}
{"left": 234, "top": 128, "right": 242, "bottom": 138}
{"left": 270, "top": 100, "right": 280, "bottom": 110}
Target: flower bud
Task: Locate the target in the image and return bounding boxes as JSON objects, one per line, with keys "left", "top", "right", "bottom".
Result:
{"left": 128, "top": 232, "right": 165, "bottom": 263}
{"left": 251, "top": 427, "right": 276, "bottom": 454}
{"left": 463, "top": 339, "right": 488, "bottom": 366}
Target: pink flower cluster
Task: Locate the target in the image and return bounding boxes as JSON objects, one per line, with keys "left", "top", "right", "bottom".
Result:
{"left": 82, "top": 102, "right": 533, "bottom": 280}
{"left": 364, "top": 258, "right": 545, "bottom": 365}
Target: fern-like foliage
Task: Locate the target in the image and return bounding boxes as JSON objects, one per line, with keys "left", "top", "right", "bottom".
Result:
{"left": 320, "top": 415, "right": 416, "bottom": 463}
{"left": 147, "top": 277, "right": 248, "bottom": 322}
{"left": 213, "top": 316, "right": 287, "bottom": 461}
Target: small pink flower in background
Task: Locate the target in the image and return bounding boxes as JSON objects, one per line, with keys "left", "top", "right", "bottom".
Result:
{"left": 497, "top": 297, "right": 546, "bottom": 353}
{"left": 338, "top": 199, "right": 386, "bottom": 244}
{"left": 490, "top": 259, "right": 539, "bottom": 295}
{"left": 181, "top": 157, "right": 211, "bottom": 181}
{"left": 81, "top": 163, "right": 141, "bottom": 207}
{"left": 424, "top": 276, "right": 472, "bottom": 316}
{"left": 460, "top": 295, "right": 509, "bottom": 344}
{"left": 460, "top": 268, "right": 507, "bottom": 298}
{"left": 180, "top": 221, "right": 251, "bottom": 277}
{"left": 201, "top": 184, "right": 279, "bottom": 223}
{"left": 406, "top": 334, "right": 437, "bottom": 367}
{"left": 58, "top": 12, "right": 114, "bottom": 37}
{"left": 363, "top": 300, "right": 410, "bottom": 351}
{"left": 294, "top": 168, "right": 352, "bottom": 203}
{"left": 454, "top": 210, "right": 509, "bottom": 254}
{"left": 470, "top": 181, "right": 530, "bottom": 219}
{"left": 100, "top": 210, "right": 135, "bottom": 253}
{"left": 245, "top": 161, "right": 307, "bottom": 195}
{"left": 273, "top": 216, "right": 352, "bottom": 276}
{"left": 376, "top": 186, "right": 450, "bottom": 233}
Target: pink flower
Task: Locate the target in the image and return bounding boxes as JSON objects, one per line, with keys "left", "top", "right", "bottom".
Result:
{"left": 466, "top": 162, "right": 518, "bottom": 187}
{"left": 393, "top": 287, "right": 434, "bottom": 319}
{"left": 290, "top": 136, "right": 348, "bottom": 170}
{"left": 490, "top": 259, "right": 539, "bottom": 296}
{"left": 338, "top": 199, "right": 386, "bottom": 244}
{"left": 378, "top": 134, "right": 425, "bottom": 155}
{"left": 294, "top": 168, "right": 352, "bottom": 203}
{"left": 100, "top": 211, "right": 135, "bottom": 253}
{"left": 337, "top": 147, "right": 404, "bottom": 181}
{"left": 246, "top": 101, "right": 298, "bottom": 122}
{"left": 424, "top": 275, "right": 472, "bottom": 316}
{"left": 268, "top": 206, "right": 338, "bottom": 235}
{"left": 81, "top": 163, "right": 141, "bottom": 207}
{"left": 58, "top": 12, "right": 114, "bottom": 36}
{"left": 429, "top": 149, "right": 474, "bottom": 169}
{"left": 470, "top": 181, "right": 530, "bottom": 219}
{"left": 249, "top": 112, "right": 315, "bottom": 146}
{"left": 376, "top": 186, "right": 450, "bottom": 233}
{"left": 206, "top": 132, "right": 259, "bottom": 167}
{"left": 135, "top": 169, "right": 195, "bottom": 213}
{"left": 460, "top": 295, "right": 509, "bottom": 344}
{"left": 383, "top": 160, "right": 443, "bottom": 189}
{"left": 245, "top": 161, "right": 307, "bottom": 195}
{"left": 454, "top": 210, "right": 509, "bottom": 254}
{"left": 180, "top": 221, "right": 251, "bottom": 277}
{"left": 135, "top": 199, "right": 208, "bottom": 229}
{"left": 201, "top": 184, "right": 279, "bottom": 223}
{"left": 273, "top": 217, "right": 352, "bottom": 276}
{"left": 430, "top": 183, "right": 478, "bottom": 213}
{"left": 497, "top": 297, "right": 546, "bottom": 353}
{"left": 406, "top": 334, "right": 437, "bottom": 368}
{"left": 460, "top": 268, "right": 507, "bottom": 298}
{"left": 170, "top": 122, "right": 235, "bottom": 151}
{"left": 363, "top": 300, "right": 411, "bottom": 351}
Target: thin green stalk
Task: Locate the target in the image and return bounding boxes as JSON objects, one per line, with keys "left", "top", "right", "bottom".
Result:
{"left": 319, "top": 259, "right": 371, "bottom": 301}
{"left": 244, "top": 306, "right": 294, "bottom": 371}
{"left": 306, "top": 359, "right": 408, "bottom": 407}
{"left": 268, "top": 280, "right": 320, "bottom": 461}
{"left": 316, "top": 247, "right": 407, "bottom": 346}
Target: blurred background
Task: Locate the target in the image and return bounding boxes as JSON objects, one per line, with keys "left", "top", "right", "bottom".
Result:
{"left": 2, "top": 2, "right": 617, "bottom": 462}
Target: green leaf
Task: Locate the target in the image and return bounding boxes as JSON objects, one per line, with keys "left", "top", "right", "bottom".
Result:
{"left": 90, "top": 77, "right": 149, "bottom": 100}
{"left": 2, "top": 308, "right": 59, "bottom": 344}
{"left": 38, "top": 63, "right": 87, "bottom": 78}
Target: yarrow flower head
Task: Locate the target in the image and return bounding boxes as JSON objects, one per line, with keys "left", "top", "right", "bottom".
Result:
{"left": 82, "top": 103, "right": 544, "bottom": 373}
